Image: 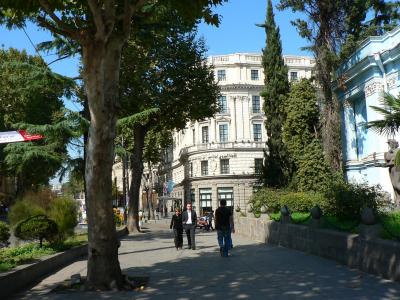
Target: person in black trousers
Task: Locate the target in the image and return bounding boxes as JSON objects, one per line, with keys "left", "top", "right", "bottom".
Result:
{"left": 170, "top": 208, "right": 183, "bottom": 250}
{"left": 182, "top": 202, "right": 197, "bottom": 250}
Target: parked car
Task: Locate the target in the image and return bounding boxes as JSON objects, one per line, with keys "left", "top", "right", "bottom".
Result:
{"left": 197, "top": 216, "right": 208, "bottom": 229}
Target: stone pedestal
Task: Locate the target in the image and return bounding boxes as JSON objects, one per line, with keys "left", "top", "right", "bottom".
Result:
{"left": 358, "top": 224, "right": 382, "bottom": 240}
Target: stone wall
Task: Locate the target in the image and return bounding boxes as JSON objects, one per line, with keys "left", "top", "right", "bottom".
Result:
{"left": 234, "top": 215, "right": 400, "bottom": 282}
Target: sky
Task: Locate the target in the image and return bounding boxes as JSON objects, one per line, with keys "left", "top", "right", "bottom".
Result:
{"left": 0, "top": 0, "right": 310, "bottom": 80}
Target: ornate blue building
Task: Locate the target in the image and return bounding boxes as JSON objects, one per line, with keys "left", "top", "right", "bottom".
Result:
{"left": 335, "top": 26, "right": 400, "bottom": 201}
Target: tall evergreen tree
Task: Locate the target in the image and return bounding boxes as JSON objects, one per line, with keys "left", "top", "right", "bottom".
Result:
{"left": 260, "top": 0, "right": 291, "bottom": 187}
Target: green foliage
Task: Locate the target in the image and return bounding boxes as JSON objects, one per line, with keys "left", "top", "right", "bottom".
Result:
{"left": 0, "top": 233, "right": 87, "bottom": 272}
{"left": 290, "top": 212, "right": 311, "bottom": 224}
{"left": 261, "top": 0, "right": 291, "bottom": 188}
{"left": 321, "top": 215, "right": 360, "bottom": 232}
{"left": 48, "top": 197, "right": 78, "bottom": 240}
{"left": 296, "top": 140, "right": 334, "bottom": 191}
{"left": 14, "top": 215, "right": 58, "bottom": 247}
{"left": 280, "top": 192, "right": 323, "bottom": 212}
{"left": 283, "top": 79, "right": 333, "bottom": 191}
{"left": 0, "top": 48, "right": 75, "bottom": 194}
{"left": 250, "top": 188, "right": 325, "bottom": 214}
{"left": 0, "top": 221, "right": 10, "bottom": 244}
{"left": 379, "top": 211, "right": 400, "bottom": 241}
{"left": 322, "top": 181, "right": 388, "bottom": 219}
{"left": 364, "top": 93, "right": 400, "bottom": 139}
{"left": 283, "top": 79, "right": 320, "bottom": 164}
{"left": 269, "top": 212, "right": 281, "bottom": 222}
{"left": 0, "top": 243, "right": 57, "bottom": 272}
{"left": 8, "top": 200, "right": 46, "bottom": 228}
{"left": 250, "top": 188, "right": 283, "bottom": 213}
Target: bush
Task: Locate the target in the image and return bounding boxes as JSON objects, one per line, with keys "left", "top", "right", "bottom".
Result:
{"left": 48, "top": 197, "right": 78, "bottom": 241}
{"left": 0, "top": 221, "right": 10, "bottom": 244}
{"left": 8, "top": 200, "right": 46, "bottom": 228}
{"left": 322, "top": 181, "right": 388, "bottom": 219}
{"left": 250, "top": 188, "right": 326, "bottom": 214}
{"left": 380, "top": 211, "right": 400, "bottom": 241}
{"left": 14, "top": 215, "right": 58, "bottom": 247}
{"left": 280, "top": 191, "right": 325, "bottom": 212}
{"left": 249, "top": 188, "right": 285, "bottom": 213}
{"left": 113, "top": 208, "right": 124, "bottom": 227}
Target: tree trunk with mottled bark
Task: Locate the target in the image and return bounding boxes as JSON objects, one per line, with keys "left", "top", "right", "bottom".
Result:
{"left": 82, "top": 39, "right": 124, "bottom": 289}
{"left": 127, "top": 125, "right": 147, "bottom": 233}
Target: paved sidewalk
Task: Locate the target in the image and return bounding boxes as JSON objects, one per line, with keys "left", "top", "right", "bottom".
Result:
{"left": 15, "top": 222, "right": 400, "bottom": 300}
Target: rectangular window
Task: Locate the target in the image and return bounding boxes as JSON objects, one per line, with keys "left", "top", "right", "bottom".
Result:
{"left": 219, "top": 124, "right": 228, "bottom": 142}
{"left": 220, "top": 159, "right": 230, "bottom": 174}
{"left": 202, "top": 126, "right": 209, "bottom": 143}
{"left": 251, "top": 69, "right": 259, "bottom": 80}
{"left": 189, "top": 162, "right": 193, "bottom": 177}
{"left": 217, "top": 69, "right": 226, "bottom": 81}
{"left": 252, "top": 95, "right": 261, "bottom": 113}
{"left": 254, "top": 158, "right": 263, "bottom": 175}
{"left": 253, "top": 124, "right": 262, "bottom": 141}
{"left": 218, "top": 187, "right": 234, "bottom": 209}
{"left": 218, "top": 95, "right": 228, "bottom": 113}
{"left": 199, "top": 188, "right": 212, "bottom": 213}
{"left": 201, "top": 161, "right": 208, "bottom": 176}
{"left": 290, "top": 71, "right": 298, "bottom": 82}
{"left": 190, "top": 189, "right": 195, "bottom": 203}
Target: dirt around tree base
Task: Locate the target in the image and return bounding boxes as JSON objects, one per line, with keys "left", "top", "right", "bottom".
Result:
{"left": 51, "top": 274, "right": 149, "bottom": 293}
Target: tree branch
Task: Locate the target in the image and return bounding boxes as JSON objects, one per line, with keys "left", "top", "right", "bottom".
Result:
{"left": 38, "top": 0, "right": 79, "bottom": 40}
{"left": 87, "top": 0, "right": 106, "bottom": 40}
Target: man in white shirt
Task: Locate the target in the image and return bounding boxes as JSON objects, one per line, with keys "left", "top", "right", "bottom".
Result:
{"left": 182, "top": 202, "right": 197, "bottom": 250}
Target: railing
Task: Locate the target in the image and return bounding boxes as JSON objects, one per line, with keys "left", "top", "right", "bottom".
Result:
{"left": 181, "top": 141, "right": 265, "bottom": 154}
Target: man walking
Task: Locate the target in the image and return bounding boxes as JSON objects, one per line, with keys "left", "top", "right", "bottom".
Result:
{"left": 215, "top": 199, "right": 234, "bottom": 257}
{"left": 182, "top": 202, "right": 197, "bottom": 250}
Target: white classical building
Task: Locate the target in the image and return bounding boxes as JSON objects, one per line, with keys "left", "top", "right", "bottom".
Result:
{"left": 159, "top": 53, "right": 315, "bottom": 215}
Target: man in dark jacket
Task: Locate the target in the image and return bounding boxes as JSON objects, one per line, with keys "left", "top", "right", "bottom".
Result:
{"left": 215, "top": 199, "right": 234, "bottom": 257}
{"left": 170, "top": 208, "right": 183, "bottom": 250}
{"left": 182, "top": 202, "right": 197, "bottom": 250}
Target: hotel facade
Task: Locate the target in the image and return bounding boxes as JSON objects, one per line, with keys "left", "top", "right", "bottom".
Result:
{"left": 159, "top": 53, "right": 315, "bottom": 215}
{"left": 335, "top": 26, "right": 400, "bottom": 205}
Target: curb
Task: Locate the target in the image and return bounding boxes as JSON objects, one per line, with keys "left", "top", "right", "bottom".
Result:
{"left": 1, "top": 227, "right": 128, "bottom": 299}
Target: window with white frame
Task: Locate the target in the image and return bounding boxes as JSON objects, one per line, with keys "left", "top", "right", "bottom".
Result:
{"left": 254, "top": 158, "right": 263, "bottom": 175}
{"left": 251, "top": 69, "right": 259, "bottom": 80}
{"left": 189, "top": 162, "right": 193, "bottom": 177}
{"left": 199, "top": 188, "right": 212, "bottom": 213}
{"left": 201, "top": 160, "right": 208, "bottom": 176}
{"left": 220, "top": 159, "right": 230, "bottom": 174}
{"left": 252, "top": 95, "right": 261, "bottom": 113}
{"left": 219, "top": 124, "right": 228, "bottom": 142}
{"left": 253, "top": 124, "right": 262, "bottom": 141}
{"left": 290, "top": 71, "right": 298, "bottom": 82}
{"left": 217, "top": 69, "right": 226, "bottom": 81}
{"left": 218, "top": 187, "right": 234, "bottom": 209}
{"left": 202, "top": 126, "right": 209, "bottom": 143}
{"left": 218, "top": 95, "right": 228, "bottom": 113}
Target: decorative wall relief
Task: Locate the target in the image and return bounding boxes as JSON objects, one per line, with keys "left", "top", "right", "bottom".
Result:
{"left": 364, "top": 80, "right": 384, "bottom": 97}
{"left": 387, "top": 72, "right": 398, "bottom": 90}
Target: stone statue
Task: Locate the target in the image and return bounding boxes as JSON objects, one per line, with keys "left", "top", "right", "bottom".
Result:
{"left": 384, "top": 139, "right": 400, "bottom": 205}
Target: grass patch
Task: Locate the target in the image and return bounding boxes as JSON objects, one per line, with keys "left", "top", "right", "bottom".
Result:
{"left": 321, "top": 215, "right": 359, "bottom": 232}
{"left": 291, "top": 212, "right": 311, "bottom": 224}
{"left": 379, "top": 211, "right": 400, "bottom": 241}
{"left": 269, "top": 212, "right": 281, "bottom": 222}
{"left": 0, "top": 233, "right": 88, "bottom": 273}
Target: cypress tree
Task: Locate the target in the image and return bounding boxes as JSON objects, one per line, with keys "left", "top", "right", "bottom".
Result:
{"left": 260, "top": 0, "right": 291, "bottom": 187}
